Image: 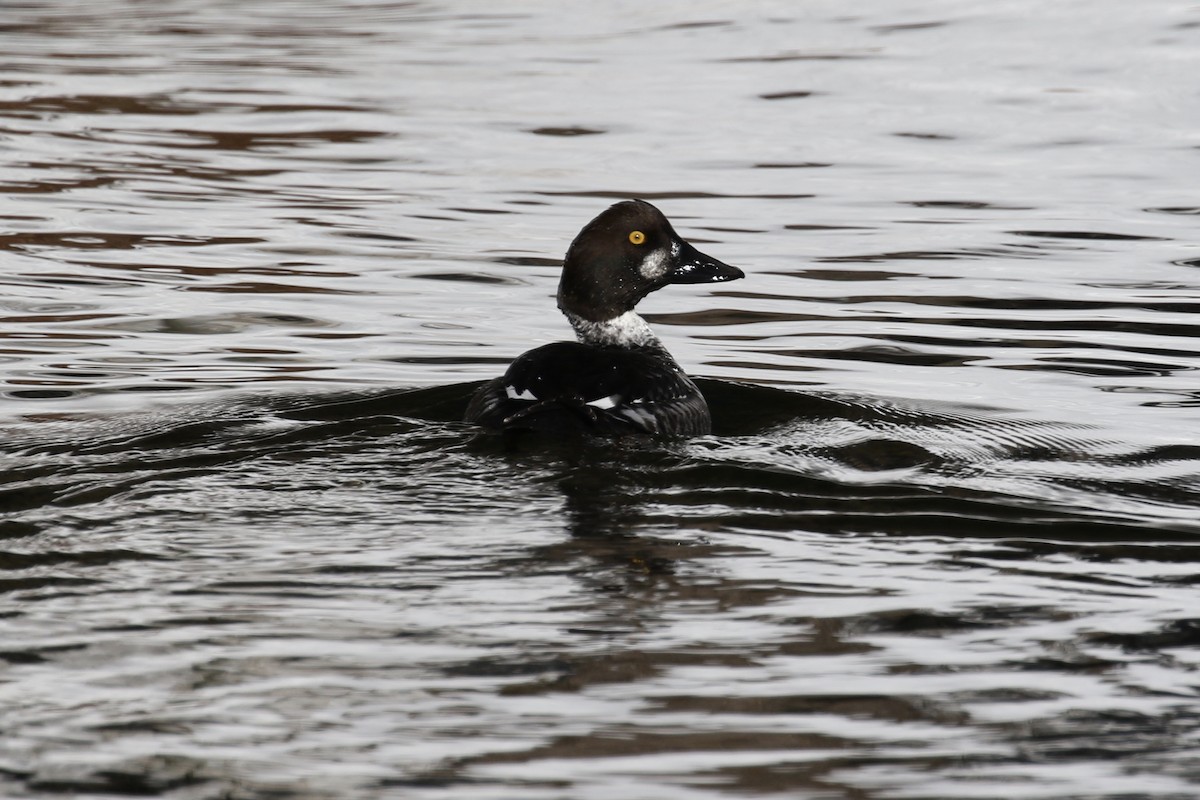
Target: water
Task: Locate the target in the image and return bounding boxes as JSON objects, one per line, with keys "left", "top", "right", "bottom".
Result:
{"left": 2, "top": 1, "right": 1200, "bottom": 798}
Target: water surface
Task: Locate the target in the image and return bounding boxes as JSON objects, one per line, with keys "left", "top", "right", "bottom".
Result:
{"left": 2, "top": 2, "right": 1199, "bottom": 798}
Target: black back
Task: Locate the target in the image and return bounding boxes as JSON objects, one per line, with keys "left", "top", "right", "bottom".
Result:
{"left": 465, "top": 342, "right": 712, "bottom": 437}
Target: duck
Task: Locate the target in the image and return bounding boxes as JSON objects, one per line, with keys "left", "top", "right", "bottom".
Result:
{"left": 465, "top": 200, "right": 744, "bottom": 436}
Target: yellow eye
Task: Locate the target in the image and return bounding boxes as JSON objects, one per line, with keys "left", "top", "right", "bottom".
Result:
{"left": 628, "top": 230, "right": 646, "bottom": 245}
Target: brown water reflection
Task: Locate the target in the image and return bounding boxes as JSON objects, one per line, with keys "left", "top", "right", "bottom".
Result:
{"left": 2, "top": 1, "right": 1199, "bottom": 798}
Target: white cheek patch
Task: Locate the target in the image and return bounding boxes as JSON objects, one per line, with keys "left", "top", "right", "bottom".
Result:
{"left": 505, "top": 385, "right": 537, "bottom": 401}
{"left": 638, "top": 246, "right": 671, "bottom": 280}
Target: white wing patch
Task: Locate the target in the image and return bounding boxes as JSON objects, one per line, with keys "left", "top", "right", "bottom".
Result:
{"left": 505, "top": 385, "right": 538, "bottom": 401}
{"left": 585, "top": 394, "right": 621, "bottom": 410}
{"left": 617, "top": 405, "right": 659, "bottom": 432}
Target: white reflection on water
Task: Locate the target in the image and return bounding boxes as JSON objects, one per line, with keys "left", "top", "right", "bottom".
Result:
{"left": 1, "top": 0, "right": 1199, "bottom": 798}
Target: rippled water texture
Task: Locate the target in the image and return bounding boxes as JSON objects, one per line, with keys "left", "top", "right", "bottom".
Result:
{"left": 3, "top": 2, "right": 1200, "bottom": 798}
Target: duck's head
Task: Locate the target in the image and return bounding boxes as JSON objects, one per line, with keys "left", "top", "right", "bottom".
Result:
{"left": 556, "top": 199, "right": 744, "bottom": 322}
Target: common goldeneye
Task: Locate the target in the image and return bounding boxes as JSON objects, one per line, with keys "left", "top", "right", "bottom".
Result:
{"left": 465, "top": 200, "right": 744, "bottom": 436}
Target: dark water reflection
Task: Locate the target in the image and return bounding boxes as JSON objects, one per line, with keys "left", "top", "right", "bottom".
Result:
{"left": 3, "top": 1, "right": 1200, "bottom": 798}
{"left": 4, "top": 381, "right": 1199, "bottom": 797}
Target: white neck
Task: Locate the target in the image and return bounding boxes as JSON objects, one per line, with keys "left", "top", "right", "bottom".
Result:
{"left": 565, "top": 310, "right": 663, "bottom": 349}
